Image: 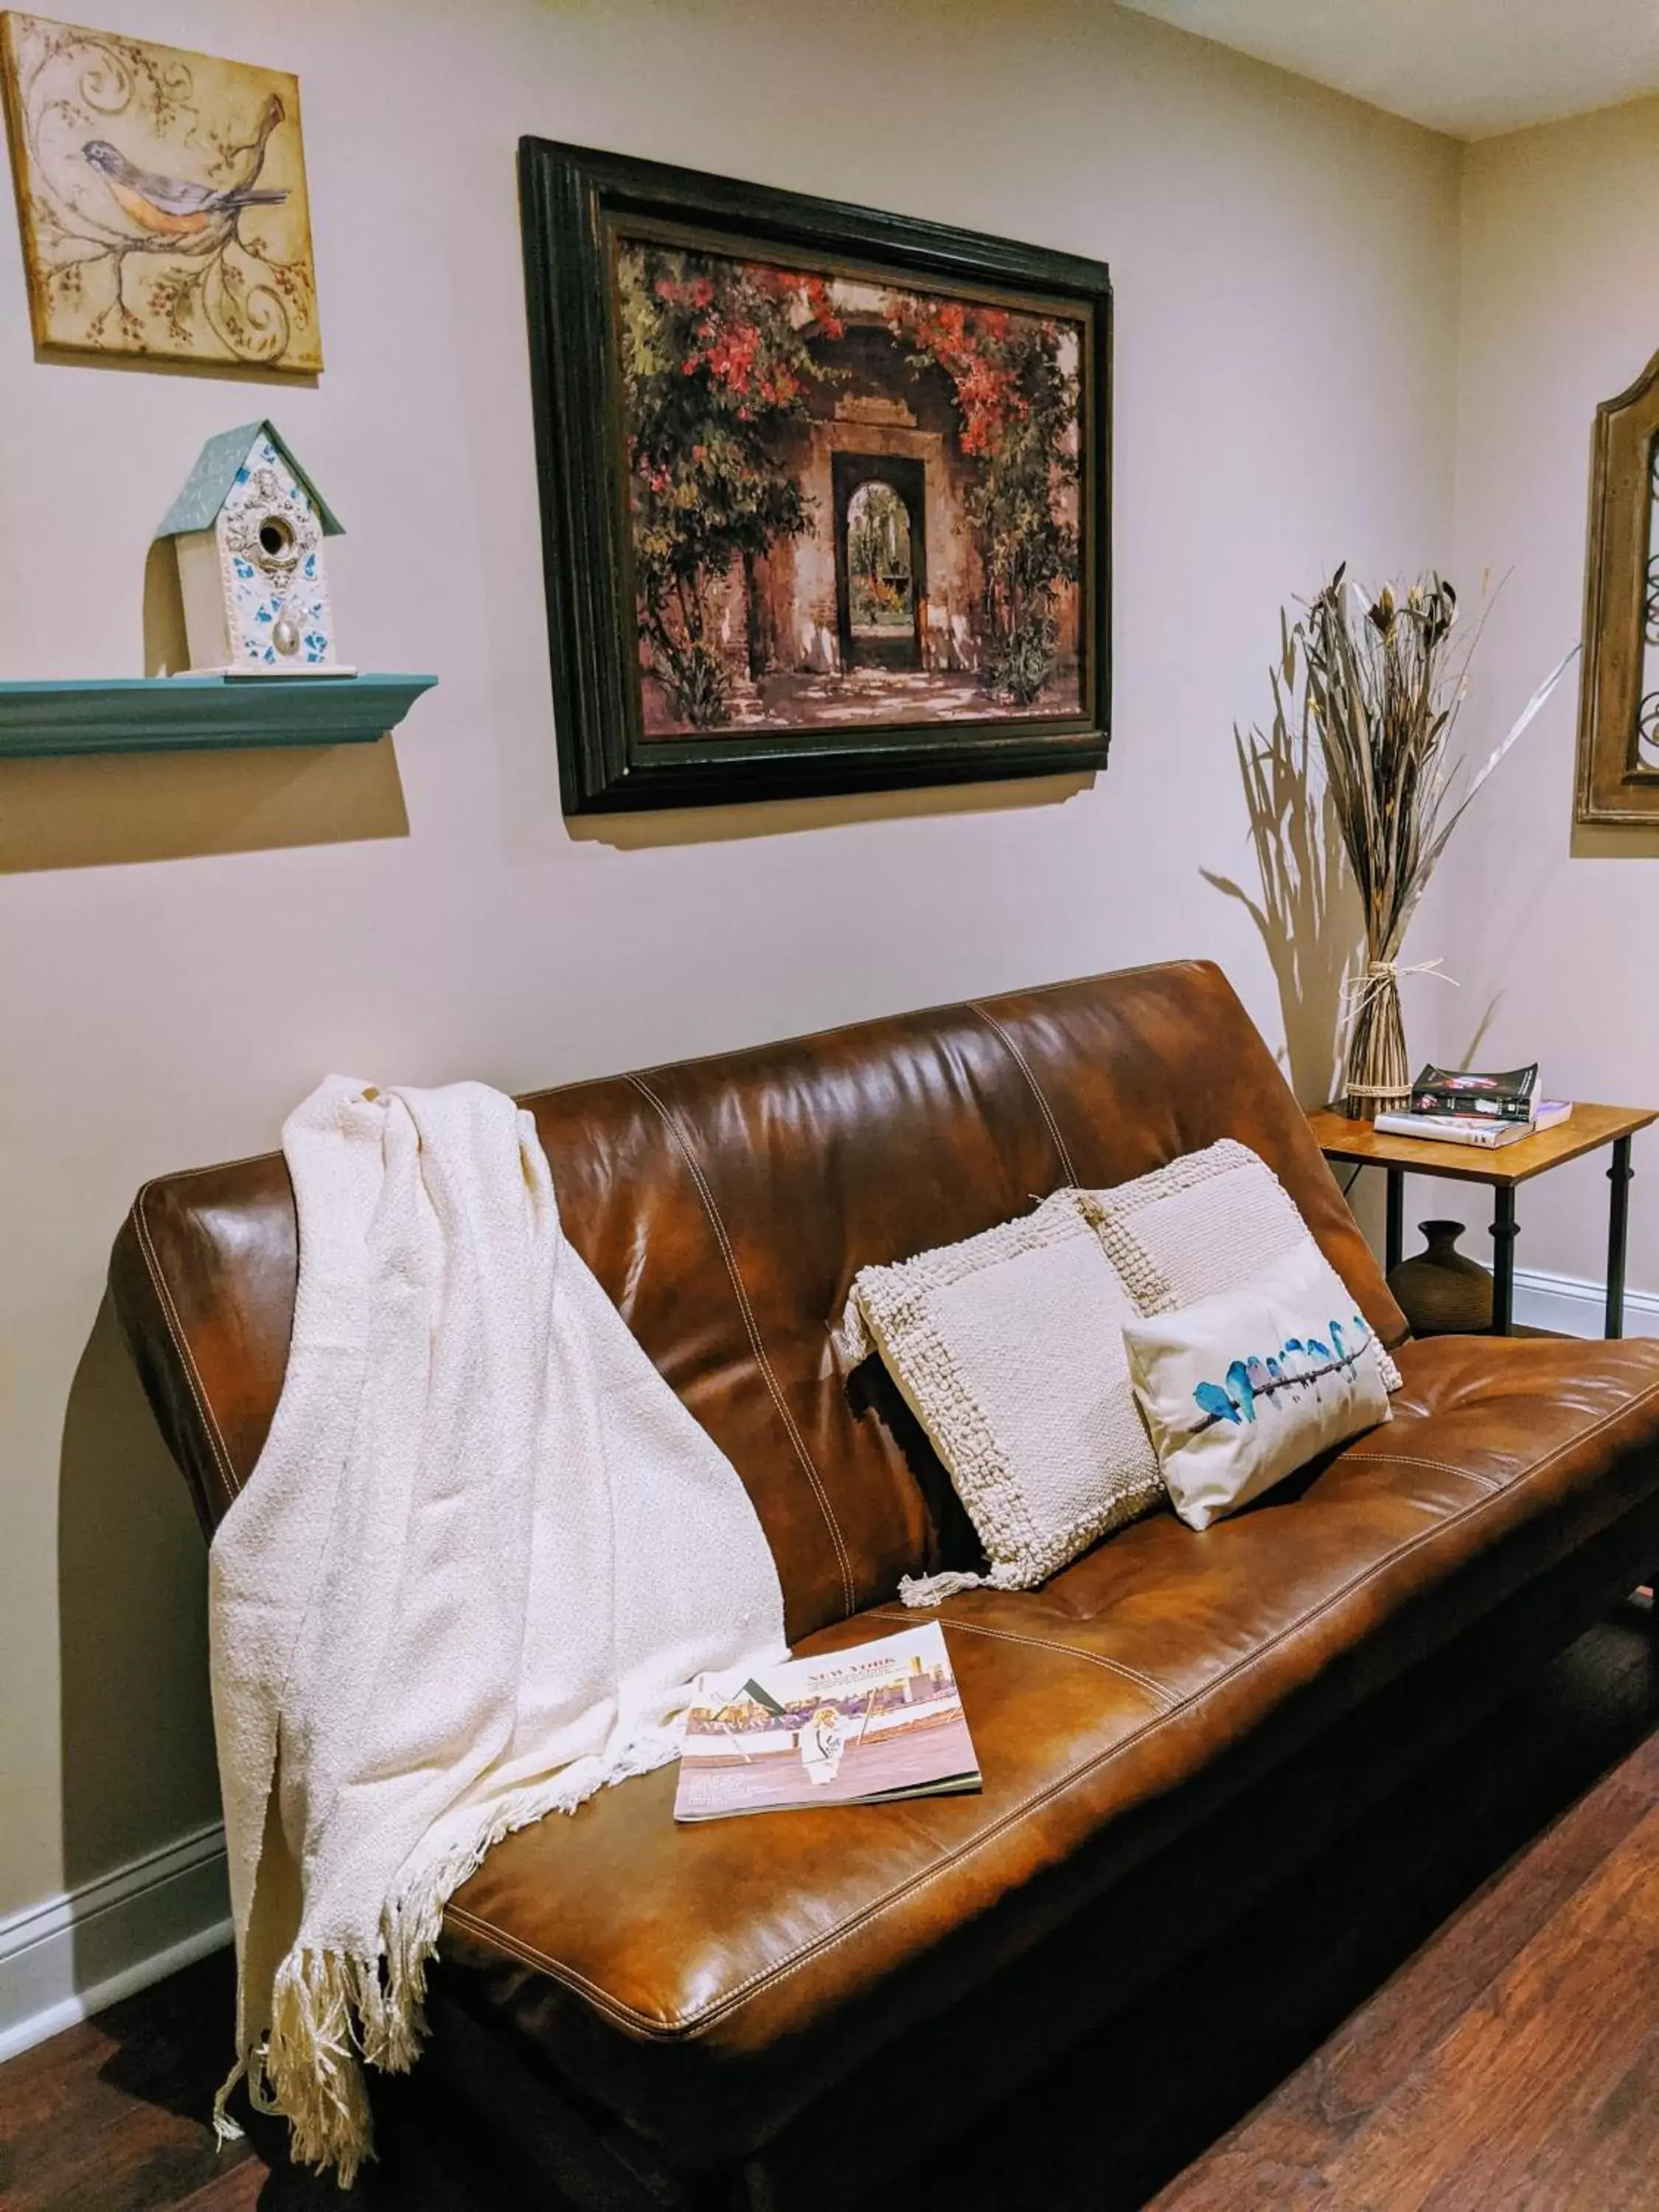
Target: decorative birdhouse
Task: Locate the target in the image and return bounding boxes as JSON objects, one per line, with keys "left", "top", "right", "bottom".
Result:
{"left": 155, "top": 422, "right": 352, "bottom": 676}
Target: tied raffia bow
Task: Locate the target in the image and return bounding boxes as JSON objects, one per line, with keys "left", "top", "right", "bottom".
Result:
{"left": 1340, "top": 955, "right": 1458, "bottom": 1033}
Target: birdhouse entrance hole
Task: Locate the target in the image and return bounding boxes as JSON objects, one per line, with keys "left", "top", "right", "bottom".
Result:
{"left": 258, "top": 516, "right": 294, "bottom": 559}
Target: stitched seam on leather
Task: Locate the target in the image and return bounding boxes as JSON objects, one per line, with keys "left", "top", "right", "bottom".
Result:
{"left": 131, "top": 1189, "right": 243, "bottom": 1507}
{"left": 969, "top": 1003, "right": 1078, "bottom": 1186}
{"left": 448, "top": 1371, "right": 1659, "bottom": 2040}
{"left": 626, "top": 1074, "right": 856, "bottom": 1618}
{"left": 869, "top": 1607, "right": 1175, "bottom": 1708}
{"left": 1342, "top": 1452, "right": 1504, "bottom": 1494}
{"left": 444, "top": 1903, "right": 652, "bottom": 2030}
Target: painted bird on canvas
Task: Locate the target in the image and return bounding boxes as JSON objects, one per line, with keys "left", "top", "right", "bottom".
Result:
{"left": 81, "top": 93, "right": 288, "bottom": 253}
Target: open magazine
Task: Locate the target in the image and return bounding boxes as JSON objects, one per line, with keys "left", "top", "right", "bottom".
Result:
{"left": 673, "top": 1621, "right": 981, "bottom": 1822}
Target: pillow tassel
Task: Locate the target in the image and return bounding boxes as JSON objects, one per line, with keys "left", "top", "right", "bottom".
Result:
{"left": 896, "top": 1564, "right": 1023, "bottom": 1609}
{"left": 830, "top": 1295, "right": 873, "bottom": 1371}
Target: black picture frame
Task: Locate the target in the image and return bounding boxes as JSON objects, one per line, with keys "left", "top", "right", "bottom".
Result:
{"left": 518, "top": 138, "right": 1113, "bottom": 815}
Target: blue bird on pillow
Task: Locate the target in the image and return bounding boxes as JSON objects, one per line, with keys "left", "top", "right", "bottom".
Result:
{"left": 1194, "top": 1380, "right": 1241, "bottom": 1427}
{"left": 1225, "top": 1358, "right": 1257, "bottom": 1420}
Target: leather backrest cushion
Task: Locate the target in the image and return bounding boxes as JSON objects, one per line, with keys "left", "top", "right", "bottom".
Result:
{"left": 111, "top": 960, "right": 1403, "bottom": 1641}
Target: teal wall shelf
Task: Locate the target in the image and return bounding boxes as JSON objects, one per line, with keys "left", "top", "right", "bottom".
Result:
{"left": 0, "top": 672, "right": 437, "bottom": 759}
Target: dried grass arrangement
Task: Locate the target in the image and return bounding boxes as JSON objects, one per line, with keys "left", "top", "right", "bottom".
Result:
{"left": 1282, "top": 567, "right": 1573, "bottom": 1119}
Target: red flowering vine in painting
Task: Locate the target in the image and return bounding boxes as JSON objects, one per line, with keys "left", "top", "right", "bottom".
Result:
{"left": 887, "top": 298, "right": 1020, "bottom": 456}
{"left": 622, "top": 246, "right": 844, "bottom": 723}
{"left": 888, "top": 291, "right": 1079, "bottom": 703}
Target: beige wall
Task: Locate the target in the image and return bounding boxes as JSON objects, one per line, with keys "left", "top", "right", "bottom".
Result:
{"left": 1408, "top": 97, "right": 1659, "bottom": 1291}
{"left": 0, "top": 0, "right": 1459, "bottom": 1927}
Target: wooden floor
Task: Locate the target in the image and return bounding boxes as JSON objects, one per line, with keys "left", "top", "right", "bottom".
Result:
{"left": 6, "top": 1607, "right": 1659, "bottom": 2211}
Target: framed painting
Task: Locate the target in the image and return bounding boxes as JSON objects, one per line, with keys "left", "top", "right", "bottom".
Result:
{"left": 518, "top": 139, "right": 1111, "bottom": 813}
{"left": 0, "top": 12, "right": 320, "bottom": 371}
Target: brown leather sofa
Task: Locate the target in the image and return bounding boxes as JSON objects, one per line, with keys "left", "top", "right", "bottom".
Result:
{"left": 111, "top": 961, "right": 1659, "bottom": 2210}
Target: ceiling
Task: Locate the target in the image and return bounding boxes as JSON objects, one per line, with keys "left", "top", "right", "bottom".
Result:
{"left": 1114, "top": 0, "right": 1659, "bottom": 140}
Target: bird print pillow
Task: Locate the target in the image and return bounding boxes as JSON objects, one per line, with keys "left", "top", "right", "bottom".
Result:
{"left": 1121, "top": 1235, "right": 1393, "bottom": 1531}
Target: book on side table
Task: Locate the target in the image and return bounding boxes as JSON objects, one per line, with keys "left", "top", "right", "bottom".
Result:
{"left": 1374, "top": 1101, "right": 1573, "bottom": 1149}
{"left": 673, "top": 1621, "right": 981, "bottom": 1822}
{"left": 1407, "top": 1062, "right": 1575, "bottom": 1127}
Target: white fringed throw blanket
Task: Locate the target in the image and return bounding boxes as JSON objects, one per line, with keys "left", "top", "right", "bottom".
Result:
{"left": 209, "top": 1076, "right": 787, "bottom": 2184}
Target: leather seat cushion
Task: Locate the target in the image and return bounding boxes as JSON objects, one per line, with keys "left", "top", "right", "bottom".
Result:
{"left": 437, "top": 1334, "right": 1659, "bottom": 2165}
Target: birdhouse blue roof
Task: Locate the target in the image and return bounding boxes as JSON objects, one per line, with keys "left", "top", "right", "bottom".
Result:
{"left": 154, "top": 421, "right": 344, "bottom": 540}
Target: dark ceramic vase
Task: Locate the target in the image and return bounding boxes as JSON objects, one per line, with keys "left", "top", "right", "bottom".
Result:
{"left": 1388, "top": 1218, "right": 1493, "bottom": 1336}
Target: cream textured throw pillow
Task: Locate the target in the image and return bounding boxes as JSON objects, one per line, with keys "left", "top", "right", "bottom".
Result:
{"left": 835, "top": 1191, "right": 1164, "bottom": 1604}
{"left": 1077, "top": 1138, "right": 1403, "bottom": 1392}
{"left": 1122, "top": 1237, "right": 1393, "bottom": 1529}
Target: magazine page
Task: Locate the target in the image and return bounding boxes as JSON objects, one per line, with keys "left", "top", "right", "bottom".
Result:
{"left": 674, "top": 1621, "right": 980, "bottom": 1823}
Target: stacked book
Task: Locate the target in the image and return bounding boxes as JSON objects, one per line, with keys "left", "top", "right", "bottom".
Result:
{"left": 1374, "top": 1064, "right": 1573, "bottom": 1150}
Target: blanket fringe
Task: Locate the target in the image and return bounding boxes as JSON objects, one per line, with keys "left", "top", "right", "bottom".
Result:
{"left": 257, "top": 1722, "right": 686, "bottom": 2185}
{"left": 267, "top": 1952, "right": 378, "bottom": 2188}
{"left": 210, "top": 2055, "right": 247, "bottom": 2149}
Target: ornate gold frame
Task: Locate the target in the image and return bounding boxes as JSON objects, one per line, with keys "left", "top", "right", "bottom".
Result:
{"left": 1576, "top": 345, "right": 1659, "bottom": 823}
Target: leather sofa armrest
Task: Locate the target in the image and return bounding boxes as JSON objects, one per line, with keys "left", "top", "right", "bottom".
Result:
{"left": 109, "top": 1194, "right": 240, "bottom": 1540}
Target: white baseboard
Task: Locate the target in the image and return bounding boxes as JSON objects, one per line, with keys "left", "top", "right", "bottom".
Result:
{"left": 1512, "top": 1265, "right": 1659, "bottom": 1340}
{"left": 0, "top": 1819, "right": 229, "bottom": 2065}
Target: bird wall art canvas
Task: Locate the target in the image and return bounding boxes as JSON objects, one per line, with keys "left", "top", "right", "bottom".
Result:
{"left": 0, "top": 13, "right": 320, "bottom": 371}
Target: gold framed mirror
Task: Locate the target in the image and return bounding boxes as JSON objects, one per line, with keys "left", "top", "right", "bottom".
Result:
{"left": 1577, "top": 346, "right": 1659, "bottom": 824}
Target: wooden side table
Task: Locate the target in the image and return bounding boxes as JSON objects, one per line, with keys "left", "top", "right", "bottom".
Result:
{"left": 1308, "top": 1104, "right": 1657, "bottom": 1336}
